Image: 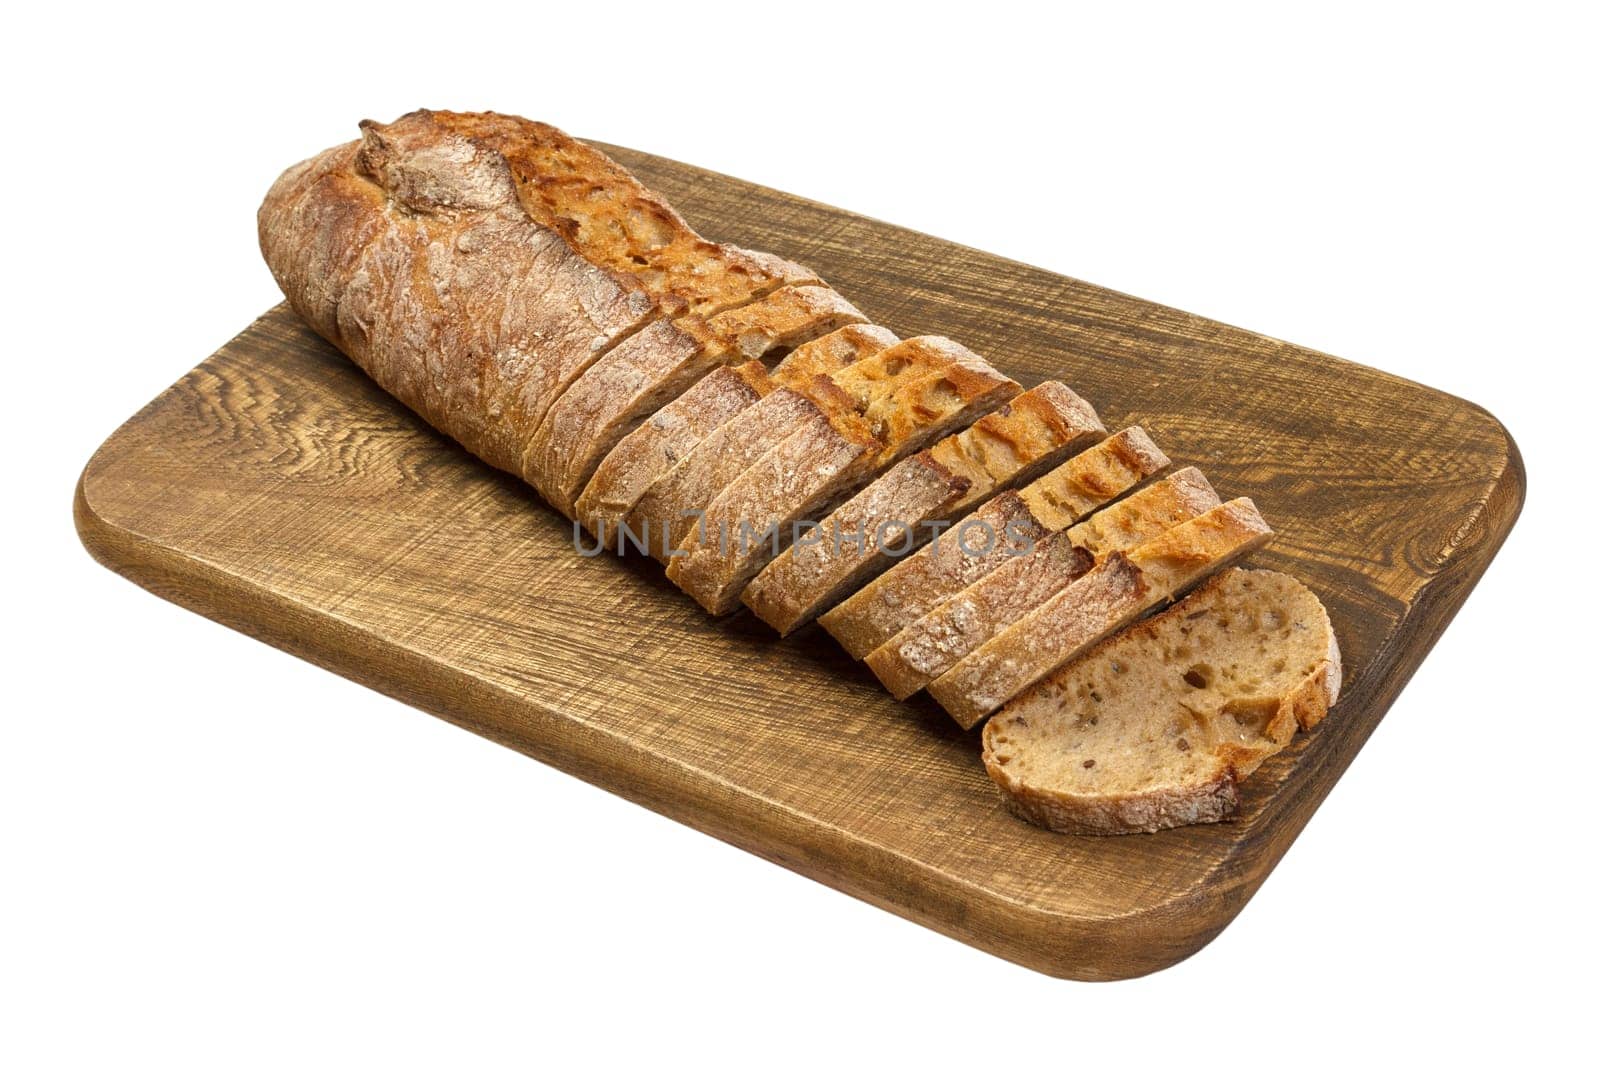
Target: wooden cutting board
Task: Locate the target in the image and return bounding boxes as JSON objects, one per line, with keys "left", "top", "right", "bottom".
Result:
{"left": 75, "top": 143, "right": 1523, "bottom": 980}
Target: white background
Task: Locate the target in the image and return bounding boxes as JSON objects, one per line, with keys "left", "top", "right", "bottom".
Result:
{"left": 5, "top": 3, "right": 1594, "bottom": 1063}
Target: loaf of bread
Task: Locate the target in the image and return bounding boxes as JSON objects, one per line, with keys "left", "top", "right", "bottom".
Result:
{"left": 983, "top": 568, "right": 1340, "bottom": 833}
{"left": 260, "top": 111, "right": 1339, "bottom": 834}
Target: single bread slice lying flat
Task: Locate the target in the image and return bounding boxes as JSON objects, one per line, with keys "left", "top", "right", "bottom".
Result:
{"left": 574, "top": 325, "right": 896, "bottom": 546}
{"left": 527, "top": 284, "right": 867, "bottom": 515}
{"left": 817, "top": 426, "right": 1169, "bottom": 657}
{"left": 629, "top": 334, "right": 1014, "bottom": 562}
{"left": 982, "top": 568, "right": 1341, "bottom": 834}
{"left": 865, "top": 468, "right": 1220, "bottom": 700}
{"left": 927, "top": 497, "right": 1272, "bottom": 728}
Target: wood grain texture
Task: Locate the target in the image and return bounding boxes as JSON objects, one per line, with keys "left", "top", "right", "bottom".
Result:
{"left": 75, "top": 143, "right": 1523, "bottom": 980}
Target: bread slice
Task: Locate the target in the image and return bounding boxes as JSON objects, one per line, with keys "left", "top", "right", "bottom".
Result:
{"left": 747, "top": 416, "right": 1149, "bottom": 636}
{"left": 664, "top": 391, "right": 877, "bottom": 613}
{"left": 524, "top": 284, "right": 867, "bottom": 515}
{"left": 770, "top": 323, "right": 900, "bottom": 386}
{"left": 632, "top": 336, "right": 1020, "bottom": 564}
{"left": 1014, "top": 425, "right": 1172, "bottom": 531}
{"left": 865, "top": 468, "right": 1220, "bottom": 700}
{"left": 666, "top": 377, "right": 1094, "bottom": 614}
{"left": 927, "top": 497, "right": 1273, "bottom": 728}
{"left": 820, "top": 492, "right": 1048, "bottom": 656}
{"left": 982, "top": 568, "right": 1341, "bottom": 834}
{"left": 818, "top": 427, "right": 1170, "bottom": 658}
{"left": 573, "top": 325, "right": 897, "bottom": 545}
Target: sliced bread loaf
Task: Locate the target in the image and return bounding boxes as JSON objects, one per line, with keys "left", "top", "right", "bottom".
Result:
{"left": 573, "top": 325, "right": 897, "bottom": 545}
{"left": 864, "top": 468, "right": 1221, "bottom": 700}
{"left": 927, "top": 497, "right": 1273, "bottom": 728}
{"left": 818, "top": 426, "right": 1169, "bottom": 658}
{"left": 748, "top": 417, "right": 1150, "bottom": 636}
{"left": 524, "top": 284, "right": 867, "bottom": 515}
{"left": 982, "top": 568, "right": 1340, "bottom": 834}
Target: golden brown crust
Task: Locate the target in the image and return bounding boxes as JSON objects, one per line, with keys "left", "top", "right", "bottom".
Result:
{"left": 991, "top": 767, "right": 1240, "bottom": 836}
{"left": 619, "top": 326, "right": 907, "bottom": 561}
{"left": 644, "top": 335, "right": 1016, "bottom": 583}
{"left": 663, "top": 338, "right": 1024, "bottom": 611}
{"left": 630, "top": 389, "right": 827, "bottom": 561}
{"left": 770, "top": 324, "right": 900, "bottom": 389}
{"left": 258, "top": 145, "right": 392, "bottom": 347}
{"left": 664, "top": 406, "right": 879, "bottom": 613}
{"left": 740, "top": 453, "right": 973, "bottom": 634}
{"left": 926, "top": 382, "right": 1106, "bottom": 506}
{"left": 1064, "top": 467, "right": 1220, "bottom": 558}
{"left": 867, "top": 535, "right": 1094, "bottom": 700}
{"left": 1017, "top": 426, "right": 1170, "bottom": 532}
